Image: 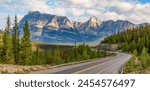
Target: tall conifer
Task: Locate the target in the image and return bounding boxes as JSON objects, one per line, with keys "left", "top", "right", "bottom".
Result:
{"left": 2, "top": 16, "right": 13, "bottom": 63}
{"left": 12, "top": 15, "right": 20, "bottom": 64}
{"left": 20, "top": 21, "right": 32, "bottom": 65}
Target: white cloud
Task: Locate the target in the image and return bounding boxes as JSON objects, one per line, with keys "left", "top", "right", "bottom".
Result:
{"left": 62, "top": 0, "right": 150, "bottom": 23}
{"left": 86, "top": 9, "right": 100, "bottom": 16}
{"left": 0, "top": 13, "right": 7, "bottom": 29}
{"left": 0, "top": 0, "right": 150, "bottom": 29}
{"left": 0, "top": 0, "right": 11, "bottom": 4}
{"left": 71, "top": 8, "right": 85, "bottom": 16}
{"left": 50, "top": 7, "right": 67, "bottom": 16}
{"left": 0, "top": 13, "right": 24, "bottom": 29}
{"left": 135, "top": 3, "right": 150, "bottom": 15}
{"left": 103, "top": 12, "right": 126, "bottom": 20}
{"left": 65, "top": 0, "right": 95, "bottom": 8}
{"left": 19, "top": 0, "right": 49, "bottom": 13}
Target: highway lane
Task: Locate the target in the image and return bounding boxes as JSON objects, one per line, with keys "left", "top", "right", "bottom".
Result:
{"left": 32, "top": 52, "right": 132, "bottom": 74}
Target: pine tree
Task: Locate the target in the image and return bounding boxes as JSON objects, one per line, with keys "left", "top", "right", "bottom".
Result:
{"left": 20, "top": 21, "right": 32, "bottom": 65}
{"left": 139, "top": 47, "right": 150, "bottom": 69}
{"left": 52, "top": 47, "right": 63, "bottom": 65}
{"left": 12, "top": 15, "right": 20, "bottom": 64}
{"left": 32, "top": 47, "right": 41, "bottom": 65}
{"left": 2, "top": 16, "right": 13, "bottom": 63}
{"left": 74, "top": 42, "right": 79, "bottom": 60}
{"left": 46, "top": 49, "right": 53, "bottom": 64}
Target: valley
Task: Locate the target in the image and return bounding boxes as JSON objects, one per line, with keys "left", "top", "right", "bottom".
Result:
{"left": 0, "top": 10, "right": 150, "bottom": 74}
{"left": 0, "top": 16, "right": 112, "bottom": 74}
{"left": 31, "top": 41, "right": 74, "bottom": 51}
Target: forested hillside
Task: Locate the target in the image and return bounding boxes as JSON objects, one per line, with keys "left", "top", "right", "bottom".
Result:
{"left": 0, "top": 16, "right": 109, "bottom": 65}
{"left": 102, "top": 25, "right": 150, "bottom": 73}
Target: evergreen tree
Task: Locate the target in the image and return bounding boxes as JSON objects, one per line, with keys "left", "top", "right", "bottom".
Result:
{"left": 46, "top": 49, "right": 53, "bottom": 64}
{"left": 101, "top": 25, "right": 150, "bottom": 73}
{"left": 20, "top": 21, "right": 32, "bottom": 65}
{"left": 12, "top": 15, "right": 20, "bottom": 64}
{"left": 82, "top": 44, "right": 90, "bottom": 60}
{"left": 139, "top": 47, "right": 150, "bottom": 69}
{"left": 52, "top": 47, "right": 63, "bottom": 65}
{"left": 2, "top": 16, "right": 13, "bottom": 63}
{"left": 74, "top": 42, "right": 79, "bottom": 60}
{"left": 32, "top": 47, "right": 41, "bottom": 65}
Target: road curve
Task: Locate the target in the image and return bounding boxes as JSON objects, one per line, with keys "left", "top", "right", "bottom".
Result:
{"left": 32, "top": 53, "right": 132, "bottom": 74}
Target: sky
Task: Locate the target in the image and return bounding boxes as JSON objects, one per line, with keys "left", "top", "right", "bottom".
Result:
{"left": 0, "top": 0, "right": 150, "bottom": 29}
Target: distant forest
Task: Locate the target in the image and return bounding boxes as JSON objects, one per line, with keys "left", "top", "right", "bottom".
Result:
{"left": 102, "top": 25, "right": 150, "bottom": 73}
{"left": 0, "top": 16, "right": 108, "bottom": 65}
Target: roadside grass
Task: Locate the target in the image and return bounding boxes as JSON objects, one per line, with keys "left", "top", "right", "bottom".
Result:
{"left": 0, "top": 64, "right": 50, "bottom": 74}
{"left": 0, "top": 52, "right": 115, "bottom": 74}
{"left": 123, "top": 55, "right": 150, "bottom": 74}
{"left": 0, "top": 40, "right": 115, "bottom": 74}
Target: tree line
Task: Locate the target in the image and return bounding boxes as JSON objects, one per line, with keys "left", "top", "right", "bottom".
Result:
{"left": 31, "top": 44, "right": 108, "bottom": 65}
{"left": 0, "top": 16, "right": 108, "bottom": 65}
{"left": 101, "top": 25, "right": 150, "bottom": 73}
{"left": 0, "top": 16, "right": 32, "bottom": 65}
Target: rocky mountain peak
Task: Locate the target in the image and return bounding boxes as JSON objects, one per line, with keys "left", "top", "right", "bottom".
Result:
{"left": 19, "top": 11, "right": 136, "bottom": 43}
{"left": 88, "top": 16, "right": 101, "bottom": 27}
{"left": 47, "top": 16, "right": 59, "bottom": 29}
{"left": 89, "top": 16, "right": 98, "bottom": 22}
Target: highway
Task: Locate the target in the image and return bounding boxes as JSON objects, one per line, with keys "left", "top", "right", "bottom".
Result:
{"left": 32, "top": 53, "right": 132, "bottom": 74}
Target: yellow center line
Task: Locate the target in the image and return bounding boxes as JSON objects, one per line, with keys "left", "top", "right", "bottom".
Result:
{"left": 73, "top": 63, "right": 105, "bottom": 74}
{"left": 73, "top": 54, "right": 122, "bottom": 74}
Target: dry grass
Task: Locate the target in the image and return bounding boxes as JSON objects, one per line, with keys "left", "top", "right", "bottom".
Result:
{"left": 144, "top": 67, "right": 150, "bottom": 74}
{"left": 0, "top": 64, "right": 51, "bottom": 74}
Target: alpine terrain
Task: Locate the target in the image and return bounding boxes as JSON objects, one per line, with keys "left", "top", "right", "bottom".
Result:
{"left": 18, "top": 11, "right": 136, "bottom": 43}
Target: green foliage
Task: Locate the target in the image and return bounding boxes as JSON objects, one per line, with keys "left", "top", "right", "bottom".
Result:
{"left": 124, "top": 56, "right": 136, "bottom": 73}
{"left": 0, "top": 15, "right": 108, "bottom": 66}
{"left": 12, "top": 15, "right": 20, "bottom": 64}
{"left": 20, "top": 21, "right": 32, "bottom": 65}
{"left": 32, "top": 47, "right": 47, "bottom": 65}
{"left": 1, "top": 16, "right": 14, "bottom": 64}
{"left": 29, "top": 44, "right": 108, "bottom": 65}
{"left": 102, "top": 25, "right": 150, "bottom": 73}
{"left": 102, "top": 25, "right": 150, "bottom": 54}
{"left": 51, "top": 47, "right": 64, "bottom": 65}
{"left": 139, "top": 47, "right": 150, "bottom": 69}
{"left": 123, "top": 50, "right": 140, "bottom": 73}
{"left": 77, "top": 44, "right": 90, "bottom": 60}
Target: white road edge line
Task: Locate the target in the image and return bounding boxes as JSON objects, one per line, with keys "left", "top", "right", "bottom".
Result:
{"left": 97, "top": 54, "right": 126, "bottom": 74}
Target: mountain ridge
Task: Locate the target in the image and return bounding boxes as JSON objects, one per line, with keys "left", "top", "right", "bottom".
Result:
{"left": 18, "top": 11, "right": 136, "bottom": 43}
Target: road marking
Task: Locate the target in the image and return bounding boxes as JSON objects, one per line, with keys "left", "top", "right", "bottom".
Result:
{"left": 73, "top": 54, "right": 123, "bottom": 74}
{"left": 97, "top": 59, "right": 122, "bottom": 74}
{"left": 73, "top": 63, "right": 105, "bottom": 74}
{"left": 97, "top": 54, "right": 129, "bottom": 74}
{"left": 97, "top": 54, "right": 132, "bottom": 74}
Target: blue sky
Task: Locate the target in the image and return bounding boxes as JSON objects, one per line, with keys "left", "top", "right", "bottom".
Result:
{"left": 0, "top": 0, "right": 150, "bottom": 29}
{"left": 140, "top": 0, "right": 150, "bottom": 3}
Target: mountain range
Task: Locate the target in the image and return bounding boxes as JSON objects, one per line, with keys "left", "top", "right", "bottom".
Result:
{"left": 18, "top": 11, "right": 136, "bottom": 43}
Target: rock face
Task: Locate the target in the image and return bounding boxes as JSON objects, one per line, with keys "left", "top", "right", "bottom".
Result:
{"left": 19, "top": 11, "right": 136, "bottom": 43}
{"left": 98, "top": 20, "right": 135, "bottom": 36}
{"left": 78, "top": 16, "right": 101, "bottom": 35}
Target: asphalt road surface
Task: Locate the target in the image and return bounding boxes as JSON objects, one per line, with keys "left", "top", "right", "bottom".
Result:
{"left": 32, "top": 52, "right": 132, "bottom": 74}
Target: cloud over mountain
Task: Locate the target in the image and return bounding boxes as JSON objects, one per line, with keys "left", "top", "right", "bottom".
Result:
{"left": 0, "top": 0, "right": 150, "bottom": 29}
{"left": 18, "top": 11, "right": 136, "bottom": 43}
